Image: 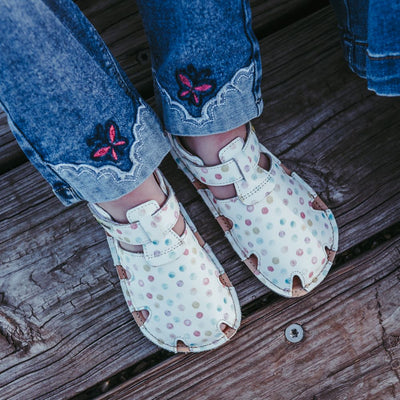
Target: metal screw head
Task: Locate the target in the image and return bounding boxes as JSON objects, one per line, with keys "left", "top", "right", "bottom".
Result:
{"left": 285, "top": 323, "right": 304, "bottom": 343}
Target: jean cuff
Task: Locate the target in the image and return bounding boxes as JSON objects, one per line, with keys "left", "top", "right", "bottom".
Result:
{"left": 48, "top": 102, "right": 171, "bottom": 204}
{"left": 340, "top": 33, "right": 400, "bottom": 96}
{"left": 366, "top": 54, "right": 400, "bottom": 96}
{"left": 156, "top": 60, "right": 263, "bottom": 137}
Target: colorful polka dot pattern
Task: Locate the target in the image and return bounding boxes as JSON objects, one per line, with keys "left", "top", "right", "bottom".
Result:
{"left": 118, "top": 227, "right": 240, "bottom": 351}
{"left": 170, "top": 124, "right": 339, "bottom": 298}
{"left": 215, "top": 157, "right": 338, "bottom": 295}
{"left": 89, "top": 172, "right": 241, "bottom": 353}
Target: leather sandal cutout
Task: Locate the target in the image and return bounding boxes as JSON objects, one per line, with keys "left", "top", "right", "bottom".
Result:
{"left": 88, "top": 170, "right": 241, "bottom": 352}
{"left": 169, "top": 124, "right": 339, "bottom": 297}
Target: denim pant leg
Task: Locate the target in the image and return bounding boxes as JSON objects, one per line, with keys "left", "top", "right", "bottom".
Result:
{"left": 137, "top": 0, "right": 263, "bottom": 136}
{"left": 330, "top": 0, "right": 400, "bottom": 96}
{"left": 0, "top": 0, "right": 170, "bottom": 206}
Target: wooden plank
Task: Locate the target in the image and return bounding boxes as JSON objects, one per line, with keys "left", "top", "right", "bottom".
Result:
{"left": 97, "top": 235, "right": 400, "bottom": 400}
{"left": 0, "top": 166, "right": 157, "bottom": 398}
{"left": 0, "top": 0, "right": 325, "bottom": 173}
{"left": 0, "top": 112, "right": 27, "bottom": 173}
{"left": 1, "top": 6, "right": 400, "bottom": 399}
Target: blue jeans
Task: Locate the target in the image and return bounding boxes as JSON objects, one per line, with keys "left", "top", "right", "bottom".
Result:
{"left": 0, "top": 1, "right": 398, "bottom": 206}
{"left": 330, "top": 0, "right": 400, "bottom": 96}
{"left": 0, "top": 0, "right": 262, "bottom": 205}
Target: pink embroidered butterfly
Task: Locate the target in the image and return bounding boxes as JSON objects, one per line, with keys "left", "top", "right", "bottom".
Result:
{"left": 90, "top": 120, "right": 128, "bottom": 162}
{"left": 176, "top": 66, "right": 215, "bottom": 107}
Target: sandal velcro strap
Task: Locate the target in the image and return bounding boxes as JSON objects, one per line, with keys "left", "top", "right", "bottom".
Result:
{"left": 171, "top": 138, "right": 242, "bottom": 186}
{"left": 126, "top": 192, "right": 185, "bottom": 266}
{"left": 90, "top": 206, "right": 149, "bottom": 245}
{"left": 126, "top": 190, "right": 180, "bottom": 242}
{"left": 190, "top": 159, "right": 243, "bottom": 186}
{"left": 172, "top": 125, "right": 275, "bottom": 204}
{"left": 89, "top": 180, "right": 185, "bottom": 266}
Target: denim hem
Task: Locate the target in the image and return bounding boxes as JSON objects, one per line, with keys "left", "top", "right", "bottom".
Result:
{"left": 340, "top": 33, "right": 367, "bottom": 79}
{"left": 157, "top": 60, "right": 263, "bottom": 137}
{"left": 53, "top": 185, "right": 82, "bottom": 206}
{"left": 52, "top": 147, "right": 171, "bottom": 206}
{"left": 48, "top": 101, "right": 171, "bottom": 204}
{"left": 52, "top": 144, "right": 171, "bottom": 205}
{"left": 367, "top": 79, "right": 400, "bottom": 96}
{"left": 339, "top": 30, "right": 400, "bottom": 96}
{"left": 366, "top": 54, "right": 400, "bottom": 96}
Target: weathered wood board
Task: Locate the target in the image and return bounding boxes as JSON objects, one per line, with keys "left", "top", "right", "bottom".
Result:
{"left": 0, "top": 5, "right": 399, "bottom": 400}
{"left": 98, "top": 235, "right": 400, "bottom": 400}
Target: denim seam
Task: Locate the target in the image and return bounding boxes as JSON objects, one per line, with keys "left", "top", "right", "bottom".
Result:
{"left": 0, "top": 99, "right": 83, "bottom": 202}
{"left": 340, "top": 29, "right": 368, "bottom": 46}
{"left": 96, "top": 35, "right": 137, "bottom": 98}
{"left": 342, "top": 33, "right": 400, "bottom": 60}
{"left": 41, "top": 0, "right": 134, "bottom": 100}
{"left": 367, "top": 54, "right": 400, "bottom": 60}
{"left": 241, "top": 0, "right": 262, "bottom": 111}
{"left": 343, "top": 0, "right": 351, "bottom": 32}
{"left": 53, "top": 186, "right": 81, "bottom": 202}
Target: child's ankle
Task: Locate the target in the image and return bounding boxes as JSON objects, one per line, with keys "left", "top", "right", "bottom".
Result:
{"left": 97, "top": 173, "right": 166, "bottom": 224}
{"left": 179, "top": 124, "right": 270, "bottom": 200}
{"left": 96, "top": 172, "right": 185, "bottom": 252}
{"left": 180, "top": 124, "right": 247, "bottom": 166}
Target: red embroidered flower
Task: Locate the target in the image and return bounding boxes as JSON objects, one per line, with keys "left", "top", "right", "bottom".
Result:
{"left": 176, "top": 65, "right": 215, "bottom": 107}
{"left": 89, "top": 120, "right": 128, "bottom": 162}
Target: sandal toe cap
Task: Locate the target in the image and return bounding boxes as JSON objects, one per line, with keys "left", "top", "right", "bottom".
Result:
{"left": 217, "top": 160, "right": 339, "bottom": 297}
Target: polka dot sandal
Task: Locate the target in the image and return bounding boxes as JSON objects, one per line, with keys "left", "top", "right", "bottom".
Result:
{"left": 88, "top": 170, "right": 241, "bottom": 353}
{"left": 169, "top": 124, "right": 339, "bottom": 298}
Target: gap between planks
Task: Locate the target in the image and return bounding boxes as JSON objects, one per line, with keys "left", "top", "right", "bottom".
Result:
{"left": 95, "top": 233, "right": 400, "bottom": 400}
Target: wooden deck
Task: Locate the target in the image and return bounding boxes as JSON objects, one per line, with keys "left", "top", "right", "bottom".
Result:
{"left": 0, "top": 1, "right": 399, "bottom": 399}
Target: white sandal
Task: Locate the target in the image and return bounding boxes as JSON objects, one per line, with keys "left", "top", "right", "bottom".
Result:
{"left": 88, "top": 170, "right": 241, "bottom": 352}
{"left": 169, "top": 124, "right": 339, "bottom": 297}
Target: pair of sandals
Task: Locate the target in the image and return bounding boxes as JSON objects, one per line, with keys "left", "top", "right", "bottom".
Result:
{"left": 88, "top": 124, "right": 339, "bottom": 353}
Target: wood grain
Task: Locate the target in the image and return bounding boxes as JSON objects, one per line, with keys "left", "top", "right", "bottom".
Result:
{"left": 98, "top": 235, "right": 400, "bottom": 400}
{"left": 0, "top": 5, "right": 399, "bottom": 400}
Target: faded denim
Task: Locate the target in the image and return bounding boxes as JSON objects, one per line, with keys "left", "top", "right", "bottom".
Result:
{"left": 1, "top": 1, "right": 399, "bottom": 207}
{"left": 0, "top": 0, "right": 262, "bottom": 205}
{"left": 330, "top": 0, "right": 400, "bottom": 96}
{"left": 137, "top": 0, "right": 263, "bottom": 136}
